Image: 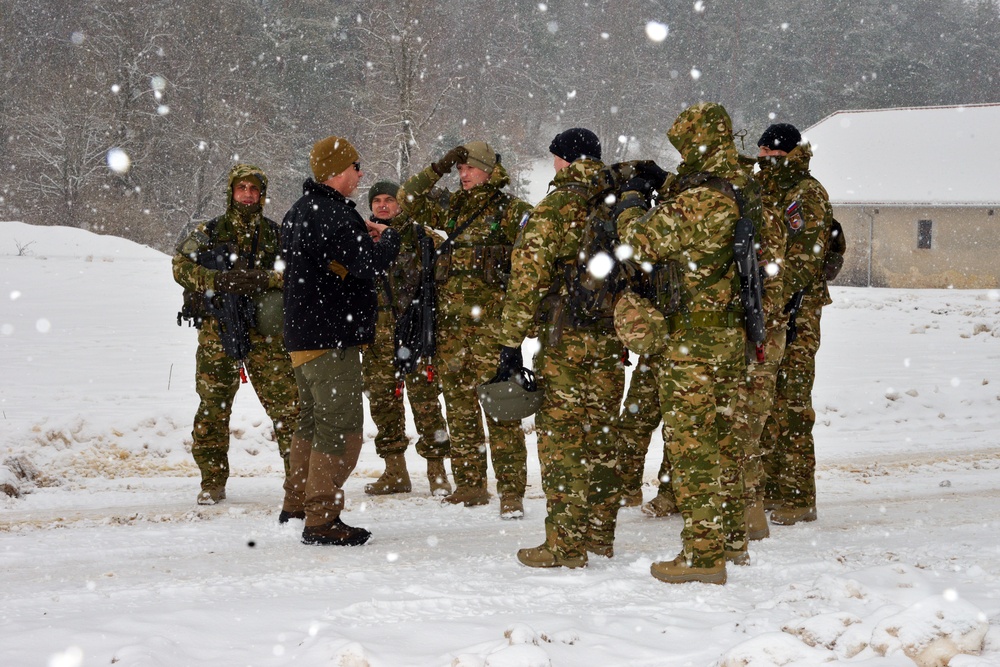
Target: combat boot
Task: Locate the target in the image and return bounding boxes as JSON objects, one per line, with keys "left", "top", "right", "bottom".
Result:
{"left": 301, "top": 517, "right": 371, "bottom": 546}
{"left": 586, "top": 542, "right": 614, "bottom": 558}
{"left": 650, "top": 555, "right": 727, "bottom": 585}
{"left": 620, "top": 489, "right": 643, "bottom": 507}
{"left": 725, "top": 548, "right": 751, "bottom": 566}
{"left": 746, "top": 497, "right": 770, "bottom": 540}
{"left": 517, "top": 544, "right": 587, "bottom": 569}
{"left": 499, "top": 495, "right": 524, "bottom": 520}
{"left": 364, "top": 452, "right": 411, "bottom": 495}
{"left": 770, "top": 505, "right": 817, "bottom": 526}
{"left": 278, "top": 510, "right": 305, "bottom": 524}
{"left": 641, "top": 491, "right": 678, "bottom": 518}
{"left": 426, "top": 457, "right": 452, "bottom": 496}
{"left": 442, "top": 485, "right": 490, "bottom": 507}
{"left": 196, "top": 487, "right": 226, "bottom": 505}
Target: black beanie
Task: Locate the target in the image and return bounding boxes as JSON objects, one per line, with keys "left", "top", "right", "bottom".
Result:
{"left": 549, "top": 127, "right": 602, "bottom": 162}
{"left": 757, "top": 123, "right": 801, "bottom": 153}
{"left": 367, "top": 180, "right": 400, "bottom": 208}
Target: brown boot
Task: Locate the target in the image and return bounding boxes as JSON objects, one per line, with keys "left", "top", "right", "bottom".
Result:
{"left": 725, "top": 548, "right": 751, "bottom": 566}
{"left": 770, "top": 505, "right": 817, "bottom": 526}
{"left": 641, "top": 491, "right": 678, "bottom": 518}
{"left": 516, "top": 544, "right": 587, "bottom": 569}
{"left": 196, "top": 487, "right": 226, "bottom": 505}
{"left": 587, "top": 542, "right": 614, "bottom": 558}
{"left": 426, "top": 458, "right": 452, "bottom": 496}
{"left": 364, "top": 452, "right": 412, "bottom": 495}
{"left": 499, "top": 495, "right": 524, "bottom": 520}
{"left": 620, "top": 489, "right": 643, "bottom": 508}
{"left": 746, "top": 497, "right": 770, "bottom": 540}
{"left": 442, "top": 485, "right": 491, "bottom": 507}
{"left": 650, "top": 555, "right": 727, "bottom": 585}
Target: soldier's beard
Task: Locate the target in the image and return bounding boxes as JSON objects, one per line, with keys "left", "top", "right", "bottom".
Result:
{"left": 756, "top": 156, "right": 783, "bottom": 170}
{"left": 233, "top": 201, "right": 263, "bottom": 218}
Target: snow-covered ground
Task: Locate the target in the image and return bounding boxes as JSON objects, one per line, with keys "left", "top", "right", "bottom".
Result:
{"left": 1, "top": 219, "right": 999, "bottom": 667}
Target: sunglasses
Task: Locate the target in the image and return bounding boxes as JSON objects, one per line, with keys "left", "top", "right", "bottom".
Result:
{"left": 352, "top": 161, "right": 361, "bottom": 172}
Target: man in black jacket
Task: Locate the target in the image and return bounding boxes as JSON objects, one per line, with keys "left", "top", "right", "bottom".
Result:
{"left": 281, "top": 135, "right": 401, "bottom": 546}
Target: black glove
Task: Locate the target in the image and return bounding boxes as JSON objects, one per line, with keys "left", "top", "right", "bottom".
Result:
{"left": 496, "top": 345, "right": 523, "bottom": 382}
{"left": 634, "top": 161, "right": 669, "bottom": 191}
{"left": 214, "top": 269, "right": 270, "bottom": 295}
{"left": 431, "top": 146, "right": 469, "bottom": 176}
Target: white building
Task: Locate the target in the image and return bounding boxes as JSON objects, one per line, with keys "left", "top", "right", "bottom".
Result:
{"left": 805, "top": 103, "right": 1000, "bottom": 287}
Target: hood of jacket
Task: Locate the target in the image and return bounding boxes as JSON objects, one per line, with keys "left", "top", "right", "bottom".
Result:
{"left": 226, "top": 163, "right": 269, "bottom": 214}
{"left": 757, "top": 143, "right": 815, "bottom": 192}
{"left": 668, "top": 102, "right": 742, "bottom": 180}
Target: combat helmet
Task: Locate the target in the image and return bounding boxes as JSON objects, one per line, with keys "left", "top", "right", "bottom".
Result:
{"left": 477, "top": 368, "right": 544, "bottom": 421}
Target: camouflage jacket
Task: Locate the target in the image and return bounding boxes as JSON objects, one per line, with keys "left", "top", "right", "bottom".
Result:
{"left": 618, "top": 103, "right": 753, "bottom": 319}
{"left": 756, "top": 143, "right": 834, "bottom": 307}
{"left": 399, "top": 162, "right": 531, "bottom": 324}
{"left": 738, "top": 154, "right": 787, "bottom": 322}
{"left": 172, "top": 164, "right": 283, "bottom": 298}
{"left": 373, "top": 212, "right": 430, "bottom": 317}
{"left": 498, "top": 158, "right": 602, "bottom": 347}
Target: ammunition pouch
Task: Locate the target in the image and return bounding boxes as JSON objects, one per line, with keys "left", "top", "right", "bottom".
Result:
{"left": 434, "top": 243, "right": 512, "bottom": 288}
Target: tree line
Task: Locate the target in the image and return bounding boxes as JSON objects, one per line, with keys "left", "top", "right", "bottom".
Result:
{"left": 1, "top": 0, "right": 997, "bottom": 251}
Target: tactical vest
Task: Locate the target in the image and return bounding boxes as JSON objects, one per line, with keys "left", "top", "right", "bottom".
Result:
{"left": 434, "top": 192, "right": 514, "bottom": 288}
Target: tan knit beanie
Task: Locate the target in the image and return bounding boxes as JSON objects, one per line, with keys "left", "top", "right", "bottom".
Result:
{"left": 462, "top": 141, "right": 496, "bottom": 174}
{"left": 310, "top": 136, "right": 360, "bottom": 182}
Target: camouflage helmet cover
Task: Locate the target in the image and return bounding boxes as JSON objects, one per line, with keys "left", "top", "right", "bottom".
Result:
{"left": 227, "top": 163, "right": 268, "bottom": 208}
{"left": 613, "top": 290, "right": 670, "bottom": 356}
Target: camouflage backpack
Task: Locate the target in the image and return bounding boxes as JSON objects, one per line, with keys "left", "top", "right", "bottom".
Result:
{"left": 557, "top": 160, "right": 656, "bottom": 328}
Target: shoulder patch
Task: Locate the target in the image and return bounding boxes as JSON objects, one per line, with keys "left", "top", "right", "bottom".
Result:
{"left": 785, "top": 201, "right": 804, "bottom": 233}
{"left": 519, "top": 211, "right": 531, "bottom": 228}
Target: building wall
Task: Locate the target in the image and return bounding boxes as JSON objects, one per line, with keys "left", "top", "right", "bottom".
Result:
{"left": 831, "top": 205, "right": 999, "bottom": 288}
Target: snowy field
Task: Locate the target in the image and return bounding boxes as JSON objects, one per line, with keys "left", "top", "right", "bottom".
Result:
{"left": 2, "top": 219, "right": 999, "bottom": 667}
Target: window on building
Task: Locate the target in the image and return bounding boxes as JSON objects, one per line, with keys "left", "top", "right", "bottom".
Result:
{"left": 917, "top": 219, "right": 932, "bottom": 249}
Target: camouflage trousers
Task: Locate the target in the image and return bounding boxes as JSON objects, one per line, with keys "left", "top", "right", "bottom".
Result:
{"left": 363, "top": 310, "right": 450, "bottom": 460}
{"left": 762, "top": 292, "right": 823, "bottom": 509}
{"left": 656, "top": 327, "right": 745, "bottom": 567}
{"left": 732, "top": 322, "right": 787, "bottom": 503}
{"left": 617, "top": 354, "right": 674, "bottom": 500}
{"left": 436, "top": 316, "right": 527, "bottom": 498}
{"left": 534, "top": 329, "right": 625, "bottom": 561}
{"left": 192, "top": 320, "right": 299, "bottom": 491}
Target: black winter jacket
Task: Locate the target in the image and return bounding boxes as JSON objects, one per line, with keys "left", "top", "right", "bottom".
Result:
{"left": 281, "top": 179, "right": 401, "bottom": 351}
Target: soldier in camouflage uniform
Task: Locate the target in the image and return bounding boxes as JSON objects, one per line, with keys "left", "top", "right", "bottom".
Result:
{"left": 724, "top": 144, "right": 791, "bottom": 542}
{"left": 616, "top": 102, "right": 758, "bottom": 585}
{"left": 399, "top": 141, "right": 532, "bottom": 517}
{"left": 494, "top": 128, "right": 625, "bottom": 568}
{"left": 755, "top": 124, "right": 835, "bottom": 526}
{"left": 172, "top": 163, "right": 299, "bottom": 506}
{"left": 362, "top": 181, "right": 452, "bottom": 497}
{"left": 617, "top": 355, "right": 678, "bottom": 516}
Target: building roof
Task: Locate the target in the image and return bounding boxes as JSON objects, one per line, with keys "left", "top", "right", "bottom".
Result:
{"left": 803, "top": 103, "right": 1000, "bottom": 206}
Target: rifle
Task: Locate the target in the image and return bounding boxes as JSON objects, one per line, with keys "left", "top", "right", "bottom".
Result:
{"left": 393, "top": 225, "right": 437, "bottom": 381}
{"left": 200, "top": 243, "right": 256, "bottom": 378}
{"left": 784, "top": 289, "right": 805, "bottom": 345}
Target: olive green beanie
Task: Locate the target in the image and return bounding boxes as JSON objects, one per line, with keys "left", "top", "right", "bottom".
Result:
{"left": 462, "top": 141, "right": 496, "bottom": 174}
